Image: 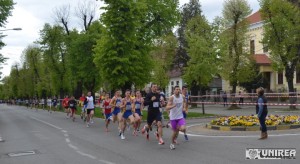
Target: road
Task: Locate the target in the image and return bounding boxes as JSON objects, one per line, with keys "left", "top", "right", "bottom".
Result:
{"left": 0, "top": 104, "right": 300, "bottom": 164}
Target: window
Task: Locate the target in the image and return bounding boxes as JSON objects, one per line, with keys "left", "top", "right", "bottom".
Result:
{"left": 278, "top": 72, "right": 283, "bottom": 84}
{"left": 171, "top": 81, "right": 174, "bottom": 85}
{"left": 176, "top": 81, "right": 179, "bottom": 86}
{"left": 250, "top": 40, "right": 255, "bottom": 55}
{"left": 297, "top": 69, "right": 300, "bottom": 83}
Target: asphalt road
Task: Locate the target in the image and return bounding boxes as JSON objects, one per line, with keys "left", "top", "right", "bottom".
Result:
{"left": 0, "top": 104, "right": 300, "bottom": 164}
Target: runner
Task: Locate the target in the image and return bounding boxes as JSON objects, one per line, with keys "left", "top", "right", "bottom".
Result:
{"left": 166, "top": 86, "right": 187, "bottom": 150}
{"left": 68, "top": 96, "right": 77, "bottom": 122}
{"left": 142, "top": 83, "right": 164, "bottom": 145}
{"left": 119, "top": 90, "right": 136, "bottom": 140}
{"left": 62, "top": 95, "right": 70, "bottom": 118}
{"left": 181, "top": 86, "right": 189, "bottom": 141}
{"left": 102, "top": 93, "right": 113, "bottom": 132}
{"left": 52, "top": 96, "right": 58, "bottom": 112}
{"left": 79, "top": 93, "right": 87, "bottom": 121}
{"left": 110, "top": 90, "right": 124, "bottom": 135}
{"left": 133, "top": 90, "right": 144, "bottom": 134}
{"left": 86, "top": 92, "right": 95, "bottom": 127}
{"left": 47, "top": 97, "right": 52, "bottom": 113}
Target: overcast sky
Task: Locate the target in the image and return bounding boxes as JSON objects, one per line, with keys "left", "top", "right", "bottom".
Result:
{"left": 0, "top": 0, "right": 260, "bottom": 78}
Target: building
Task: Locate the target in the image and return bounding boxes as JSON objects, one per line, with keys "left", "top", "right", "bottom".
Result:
{"left": 222, "top": 10, "right": 299, "bottom": 93}
{"left": 166, "top": 67, "right": 222, "bottom": 97}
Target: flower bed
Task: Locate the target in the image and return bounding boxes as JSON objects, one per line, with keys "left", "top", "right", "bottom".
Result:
{"left": 210, "top": 115, "right": 300, "bottom": 126}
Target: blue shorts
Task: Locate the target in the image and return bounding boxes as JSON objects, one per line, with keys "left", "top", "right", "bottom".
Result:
{"left": 183, "top": 111, "right": 187, "bottom": 119}
{"left": 135, "top": 109, "right": 142, "bottom": 116}
{"left": 105, "top": 113, "right": 112, "bottom": 120}
{"left": 123, "top": 110, "right": 133, "bottom": 119}
{"left": 112, "top": 108, "right": 121, "bottom": 115}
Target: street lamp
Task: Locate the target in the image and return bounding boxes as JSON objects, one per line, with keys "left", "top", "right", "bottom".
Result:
{"left": 0, "top": 28, "right": 22, "bottom": 32}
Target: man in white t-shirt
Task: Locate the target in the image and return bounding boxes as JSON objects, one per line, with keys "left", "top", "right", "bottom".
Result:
{"left": 166, "top": 86, "right": 187, "bottom": 150}
{"left": 86, "top": 91, "right": 95, "bottom": 127}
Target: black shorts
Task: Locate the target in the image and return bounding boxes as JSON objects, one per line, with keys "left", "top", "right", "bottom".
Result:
{"left": 147, "top": 110, "right": 162, "bottom": 125}
{"left": 87, "top": 108, "right": 94, "bottom": 115}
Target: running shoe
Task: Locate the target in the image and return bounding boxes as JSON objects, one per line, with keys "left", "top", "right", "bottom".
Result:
{"left": 170, "top": 143, "right": 175, "bottom": 150}
{"left": 81, "top": 115, "right": 83, "bottom": 119}
{"left": 121, "top": 133, "right": 125, "bottom": 140}
{"left": 86, "top": 123, "right": 89, "bottom": 128}
{"left": 158, "top": 138, "right": 164, "bottom": 145}
{"left": 184, "top": 134, "right": 189, "bottom": 141}
{"left": 119, "top": 130, "right": 122, "bottom": 136}
{"left": 72, "top": 117, "right": 75, "bottom": 122}
{"left": 90, "top": 119, "right": 94, "bottom": 124}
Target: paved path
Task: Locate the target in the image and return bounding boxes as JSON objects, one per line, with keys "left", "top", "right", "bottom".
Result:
{"left": 0, "top": 104, "right": 299, "bottom": 164}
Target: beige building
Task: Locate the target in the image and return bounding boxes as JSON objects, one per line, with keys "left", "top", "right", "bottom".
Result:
{"left": 222, "top": 11, "right": 300, "bottom": 93}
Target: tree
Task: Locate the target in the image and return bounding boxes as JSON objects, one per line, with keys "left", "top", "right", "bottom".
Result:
{"left": 151, "top": 33, "right": 177, "bottom": 89}
{"left": 94, "top": 0, "right": 180, "bottom": 91}
{"left": 219, "top": 0, "right": 255, "bottom": 96}
{"left": 39, "top": 24, "right": 70, "bottom": 98}
{"left": 67, "top": 21, "right": 103, "bottom": 97}
{"left": 183, "top": 15, "right": 218, "bottom": 95}
{"left": 260, "top": 0, "right": 300, "bottom": 109}
{"left": 0, "top": 0, "right": 15, "bottom": 78}
{"left": 175, "top": 0, "right": 202, "bottom": 69}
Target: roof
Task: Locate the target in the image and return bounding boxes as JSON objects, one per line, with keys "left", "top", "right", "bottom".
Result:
{"left": 254, "top": 54, "right": 271, "bottom": 65}
{"left": 246, "top": 11, "right": 262, "bottom": 24}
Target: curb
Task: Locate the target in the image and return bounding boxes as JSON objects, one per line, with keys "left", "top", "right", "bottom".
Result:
{"left": 205, "top": 124, "right": 300, "bottom": 131}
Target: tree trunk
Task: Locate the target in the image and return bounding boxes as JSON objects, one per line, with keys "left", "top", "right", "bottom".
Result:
{"left": 228, "top": 82, "right": 239, "bottom": 110}
{"left": 74, "top": 81, "right": 83, "bottom": 99}
{"left": 190, "top": 81, "right": 200, "bottom": 108}
{"left": 286, "top": 67, "right": 297, "bottom": 109}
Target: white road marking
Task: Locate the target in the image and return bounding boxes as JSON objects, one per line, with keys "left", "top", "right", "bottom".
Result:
{"left": 76, "top": 151, "right": 96, "bottom": 159}
{"left": 99, "top": 159, "right": 116, "bottom": 164}
{"left": 68, "top": 143, "right": 79, "bottom": 150}
{"left": 29, "top": 116, "right": 115, "bottom": 164}
{"left": 30, "top": 116, "right": 62, "bottom": 130}
{"left": 65, "top": 138, "right": 70, "bottom": 143}
{"left": 61, "top": 130, "right": 68, "bottom": 133}
{"left": 182, "top": 123, "right": 300, "bottom": 138}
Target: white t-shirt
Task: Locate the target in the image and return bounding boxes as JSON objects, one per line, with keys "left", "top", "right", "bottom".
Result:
{"left": 86, "top": 96, "right": 94, "bottom": 109}
{"left": 169, "top": 94, "right": 184, "bottom": 120}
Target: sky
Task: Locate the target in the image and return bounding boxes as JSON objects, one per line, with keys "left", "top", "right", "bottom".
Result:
{"left": 0, "top": 0, "right": 260, "bottom": 78}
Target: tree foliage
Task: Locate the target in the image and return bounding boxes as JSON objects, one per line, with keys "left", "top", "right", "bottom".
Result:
{"left": 260, "top": 0, "right": 300, "bottom": 108}
{"left": 175, "top": 0, "right": 202, "bottom": 69}
{"left": 0, "top": 0, "right": 15, "bottom": 78}
{"left": 94, "top": 0, "right": 180, "bottom": 90}
{"left": 218, "top": 0, "right": 255, "bottom": 94}
{"left": 183, "top": 15, "right": 218, "bottom": 88}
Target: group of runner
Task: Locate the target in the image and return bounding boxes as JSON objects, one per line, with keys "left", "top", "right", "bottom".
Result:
{"left": 59, "top": 84, "right": 190, "bottom": 150}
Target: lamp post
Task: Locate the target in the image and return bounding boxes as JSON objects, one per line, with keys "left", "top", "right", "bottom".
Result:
{"left": 0, "top": 28, "right": 22, "bottom": 32}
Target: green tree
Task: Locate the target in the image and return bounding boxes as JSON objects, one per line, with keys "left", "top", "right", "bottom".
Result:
{"left": 151, "top": 34, "right": 177, "bottom": 89}
{"left": 67, "top": 21, "right": 103, "bottom": 97}
{"left": 94, "top": 0, "right": 180, "bottom": 91}
{"left": 183, "top": 15, "right": 218, "bottom": 95}
{"left": 260, "top": 0, "right": 300, "bottom": 109}
{"left": 0, "top": 0, "right": 15, "bottom": 78}
{"left": 176, "top": 0, "right": 202, "bottom": 69}
{"left": 39, "top": 24, "right": 70, "bottom": 98}
{"left": 219, "top": 0, "right": 255, "bottom": 96}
